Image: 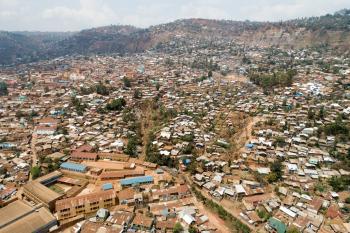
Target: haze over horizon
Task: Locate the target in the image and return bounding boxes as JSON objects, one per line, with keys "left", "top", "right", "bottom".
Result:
{"left": 0, "top": 0, "right": 349, "bottom": 32}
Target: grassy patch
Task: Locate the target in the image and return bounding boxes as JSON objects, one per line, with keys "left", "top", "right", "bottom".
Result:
{"left": 49, "top": 184, "right": 65, "bottom": 194}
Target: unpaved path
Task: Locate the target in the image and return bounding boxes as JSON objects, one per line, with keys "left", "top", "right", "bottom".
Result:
{"left": 192, "top": 196, "right": 232, "bottom": 233}
{"left": 237, "top": 116, "right": 263, "bottom": 153}
{"left": 29, "top": 134, "right": 38, "bottom": 180}
{"left": 183, "top": 174, "right": 255, "bottom": 232}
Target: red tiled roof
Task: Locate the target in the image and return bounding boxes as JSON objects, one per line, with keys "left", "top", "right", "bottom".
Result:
{"left": 100, "top": 170, "right": 145, "bottom": 180}
{"left": 153, "top": 185, "right": 189, "bottom": 196}
{"left": 71, "top": 151, "right": 98, "bottom": 160}
{"left": 76, "top": 144, "right": 93, "bottom": 153}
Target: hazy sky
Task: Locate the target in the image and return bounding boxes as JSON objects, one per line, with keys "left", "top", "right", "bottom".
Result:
{"left": 0, "top": 0, "right": 349, "bottom": 31}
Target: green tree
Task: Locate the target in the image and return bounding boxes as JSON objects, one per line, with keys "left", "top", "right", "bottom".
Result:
{"left": 308, "top": 109, "right": 315, "bottom": 120}
{"left": 318, "top": 106, "right": 325, "bottom": 119}
{"left": 95, "top": 83, "right": 109, "bottom": 95}
{"left": 15, "top": 110, "right": 25, "bottom": 118}
{"left": 257, "top": 209, "right": 271, "bottom": 221}
{"left": 274, "top": 136, "right": 286, "bottom": 147}
{"left": 133, "top": 89, "right": 142, "bottom": 99}
{"left": 0, "top": 81, "right": 8, "bottom": 96}
{"left": 30, "top": 110, "right": 39, "bottom": 118}
{"left": 71, "top": 97, "right": 87, "bottom": 115}
{"left": 188, "top": 226, "right": 198, "bottom": 233}
{"left": 324, "top": 120, "right": 349, "bottom": 136}
{"left": 125, "top": 136, "right": 138, "bottom": 157}
{"left": 31, "top": 166, "right": 41, "bottom": 179}
{"left": 269, "top": 160, "right": 283, "bottom": 182}
{"left": 345, "top": 196, "right": 350, "bottom": 204}
{"left": 187, "top": 160, "right": 198, "bottom": 175}
{"left": 287, "top": 226, "right": 301, "bottom": 233}
{"left": 282, "top": 99, "right": 287, "bottom": 106}
{"left": 106, "top": 98, "right": 126, "bottom": 111}
{"left": 267, "top": 173, "right": 278, "bottom": 183}
{"left": 123, "top": 77, "right": 131, "bottom": 88}
{"left": 173, "top": 222, "right": 183, "bottom": 233}
{"left": 328, "top": 176, "right": 350, "bottom": 192}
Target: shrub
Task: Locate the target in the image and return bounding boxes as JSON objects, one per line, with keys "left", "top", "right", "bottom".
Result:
{"left": 106, "top": 98, "right": 126, "bottom": 111}
{"left": 31, "top": 166, "right": 41, "bottom": 179}
{"left": 173, "top": 222, "right": 183, "bottom": 233}
{"left": 328, "top": 176, "right": 350, "bottom": 192}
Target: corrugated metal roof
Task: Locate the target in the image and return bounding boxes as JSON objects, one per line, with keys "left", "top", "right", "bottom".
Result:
{"left": 102, "top": 183, "right": 113, "bottom": 190}
{"left": 268, "top": 217, "right": 286, "bottom": 233}
{"left": 120, "top": 176, "right": 153, "bottom": 186}
{"left": 60, "top": 162, "right": 87, "bottom": 172}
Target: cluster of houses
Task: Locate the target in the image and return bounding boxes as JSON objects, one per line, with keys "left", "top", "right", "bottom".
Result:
{"left": 0, "top": 32, "right": 350, "bottom": 233}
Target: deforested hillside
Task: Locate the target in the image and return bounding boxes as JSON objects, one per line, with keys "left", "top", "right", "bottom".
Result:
{"left": 1, "top": 9, "right": 350, "bottom": 65}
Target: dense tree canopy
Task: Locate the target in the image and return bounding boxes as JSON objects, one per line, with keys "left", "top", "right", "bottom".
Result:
{"left": 80, "top": 82, "right": 109, "bottom": 96}
{"left": 249, "top": 70, "right": 297, "bottom": 92}
{"left": 328, "top": 176, "right": 350, "bottom": 192}
{"left": 124, "top": 136, "right": 138, "bottom": 157}
{"left": 268, "top": 160, "right": 283, "bottom": 183}
{"left": 71, "top": 97, "right": 87, "bottom": 116}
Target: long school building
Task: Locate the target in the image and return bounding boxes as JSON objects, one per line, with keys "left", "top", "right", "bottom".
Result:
{"left": 55, "top": 190, "right": 116, "bottom": 220}
{"left": 120, "top": 176, "right": 154, "bottom": 187}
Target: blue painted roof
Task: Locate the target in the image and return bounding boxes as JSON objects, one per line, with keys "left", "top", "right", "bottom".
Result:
{"left": 161, "top": 208, "right": 169, "bottom": 217}
{"left": 102, "top": 183, "right": 113, "bottom": 190}
{"left": 185, "top": 159, "right": 191, "bottom": 164}
{"left": 120, "top": 176, "right": 153, "bottom": 186}
{"left": 60, "top": 162, "right": 87, "bottom": 172}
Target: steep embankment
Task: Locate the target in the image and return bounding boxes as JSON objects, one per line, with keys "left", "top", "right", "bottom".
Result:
{"left": 1, "top": 10, "right": 350, "bottom": 65}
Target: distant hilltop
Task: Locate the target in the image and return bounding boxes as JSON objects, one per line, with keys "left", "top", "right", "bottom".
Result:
{"left": 1, "top": 9, "right": 350, "bottom": 66}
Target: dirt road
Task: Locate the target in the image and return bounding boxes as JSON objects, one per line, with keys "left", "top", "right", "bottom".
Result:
{"left": 182, "top": 174, "right": 256, "bottom": 232}
{"left": 191, "top": 196, "right": 232, "bottom": 233}
{"left": 237, "top": 116, "right": 263, "bottom": 153}
{"left": 198, "top": 187, "right": 256, "bottom": 232}
{"left": 29, "top": 134, "right": 38, "bottom": 180}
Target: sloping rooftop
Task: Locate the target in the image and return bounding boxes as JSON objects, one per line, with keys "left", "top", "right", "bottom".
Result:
{"left": 120, "top": 176, "right": 153, "bottom": 186}
{"left": 102, "top": 183, "right": 113, "bottom": 190}
{"left": 23, "top": 181, "right": 63, "bottom": 204}
{"left": 60, "top": 162, "right": 87, "bottom": 172}
{"left": 0, "top": 200, "right": 33, "bottom": 228}
{"left": 268, "top": 217, "right": 286, "bottom": 233}
{"left": 0, "top": 200, "right": 56, "bottom": 233}
{"left": 71, "top": 151, "right": 98, "bottom": 160}
{"left": 36, "top": 170, "right": 62, "bottom": 184}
